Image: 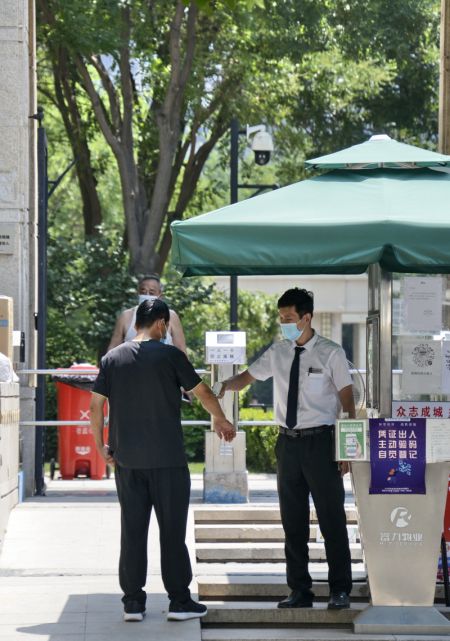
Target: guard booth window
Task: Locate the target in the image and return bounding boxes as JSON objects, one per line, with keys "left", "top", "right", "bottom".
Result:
{"left": 342, "top": 323, "right": 355, "bottom": 364}
{"left": 392, "top": 274, "right": 450, "bottom": 418}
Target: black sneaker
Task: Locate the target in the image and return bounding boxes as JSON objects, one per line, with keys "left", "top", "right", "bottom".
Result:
{"left": 123, "top": 600, "right": 146, "bottom": 622}
{"left": 167, "top": 598, "right": 207, "bottom": 621}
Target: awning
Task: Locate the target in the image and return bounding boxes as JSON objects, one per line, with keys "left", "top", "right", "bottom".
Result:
{"left": 305, "top": 135, "right": 450, "bottom": 169}
{"left": 171, "top": 167, "right": 450, "bottom": 276}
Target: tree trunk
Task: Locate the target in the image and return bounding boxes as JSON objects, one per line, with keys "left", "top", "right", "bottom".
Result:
{"left": 39, "top": 0, "right": 103, "bottom": 236}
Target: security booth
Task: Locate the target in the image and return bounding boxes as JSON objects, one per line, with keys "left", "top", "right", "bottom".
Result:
{"left": 171, "top": 135, "right": 450, "bottom": 634}
{"left": 351, "top": 265, "right": 450, "bottom": 634}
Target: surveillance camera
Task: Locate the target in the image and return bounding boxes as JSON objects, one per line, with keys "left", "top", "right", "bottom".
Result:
{"left": 250, "top": 130, "right": 274, "bottom": 166}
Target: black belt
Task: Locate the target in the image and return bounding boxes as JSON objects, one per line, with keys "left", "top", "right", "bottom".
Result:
{"left": 279, "top": 425, "right": 333, "bottom": 438}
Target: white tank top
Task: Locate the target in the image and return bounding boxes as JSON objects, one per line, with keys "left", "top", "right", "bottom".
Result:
{"left": 124, "top": 307, "right": 173, "bottom": 345}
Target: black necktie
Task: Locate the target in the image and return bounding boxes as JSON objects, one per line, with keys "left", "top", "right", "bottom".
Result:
{"left": 286, "top": 346, "right": 305, "bottom": 429}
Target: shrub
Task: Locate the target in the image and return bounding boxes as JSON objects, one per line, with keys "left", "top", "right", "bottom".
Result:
{"left": 240, "top": 407, "right": 277, "bottom": 473}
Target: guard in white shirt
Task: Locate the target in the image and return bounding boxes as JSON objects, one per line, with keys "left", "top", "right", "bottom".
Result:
{"left": 218, "top": 288, "right": 355, "bottom": 610}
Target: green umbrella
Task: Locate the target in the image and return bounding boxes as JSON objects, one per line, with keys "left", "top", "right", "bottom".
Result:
{"left": 171, "top": 137, "right": 450, "bottom": 276}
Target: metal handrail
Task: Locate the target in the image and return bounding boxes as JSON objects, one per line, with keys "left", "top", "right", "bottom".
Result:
{"left": 17, "top": 368, "right": 210, "bottom": 376}
{"left": 17, "top": 368, "right": 404, "bottom": 376}
{"left": 19, "top": 419, "right": 276, "bottom": 428}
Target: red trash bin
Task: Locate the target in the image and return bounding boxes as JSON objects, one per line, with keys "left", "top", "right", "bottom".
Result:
{"left": 55, "top": 363, "right": 108, "bottom": 480}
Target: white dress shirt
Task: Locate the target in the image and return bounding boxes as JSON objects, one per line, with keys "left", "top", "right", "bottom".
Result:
{"left": 248, "top": 332, "right": 352, "bottom": 429}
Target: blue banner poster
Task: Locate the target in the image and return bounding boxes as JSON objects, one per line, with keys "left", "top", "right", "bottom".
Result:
{"left": 369, "top": 418, "right": 426, "bottom": 494}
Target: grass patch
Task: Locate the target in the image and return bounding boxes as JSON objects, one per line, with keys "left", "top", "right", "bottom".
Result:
{"left": 188, "top": 462, "right": 204, "bottom": 474}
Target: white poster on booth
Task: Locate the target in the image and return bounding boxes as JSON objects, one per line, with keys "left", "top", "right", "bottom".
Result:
{"left": 401, "top": 338, "right": 442, "bottom": 394}
{"left": 425, "top": 419, "right": 450, "bottom": 462}
{"left": 403, "top": 276, "right": 442, "bottom": 333}
{"left": 442, "top": 340, "right": 450, "bottom": 393}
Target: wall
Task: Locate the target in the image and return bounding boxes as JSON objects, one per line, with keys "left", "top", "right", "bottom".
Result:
{"left": 0, "top": 382, "right": 19, "bottom": 549}
{"left": 0, "top": 1, "right": 38, "bottom": 496}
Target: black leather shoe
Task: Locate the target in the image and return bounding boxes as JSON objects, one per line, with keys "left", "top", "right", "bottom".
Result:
{"left": 327, "top": 591, "right": 350, "bottom": 609}
{"left": 277, "top": 590, "right": 314, "bottom": 608}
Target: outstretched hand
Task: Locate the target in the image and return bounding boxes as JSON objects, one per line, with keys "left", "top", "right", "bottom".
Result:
{"left": 214, "top": 417, "right": 236, "bottom": 442}
{"left": 213, "top": 381, "right": 226, "bottom": 399}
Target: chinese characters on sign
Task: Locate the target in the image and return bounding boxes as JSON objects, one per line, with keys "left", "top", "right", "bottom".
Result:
{"left": 392, "top": 401, "right": 450, "bottom": 419}
{"left": 0, "top": 223, "right": 14, "bottom": 254}
{"left": 379, "top": 531, "right": 423, "bottom": 546}
{"left": 369, "top": 418, "right": 426, "bottom": 494}
{"left": 75, "top": 427, "right": 92, "bottom": 435}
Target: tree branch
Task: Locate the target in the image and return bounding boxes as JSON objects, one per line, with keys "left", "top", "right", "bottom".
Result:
{"left": 179, "top": 2, "right": 198, "bottom": 89}
{"left": 89, "top": 54, "right": 122, "bottom": 135}
{"left": 75, "top": 55, "right": 122, "bottom": 157}
{"left": 156, "top": 115, "right": 228, "bottom": 272}
{"left": 118, "top": 5, "right": 134, "bottom": 150}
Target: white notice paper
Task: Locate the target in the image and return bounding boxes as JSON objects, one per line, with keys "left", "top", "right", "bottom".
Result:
{"left": 426, "top": 419, "right": 450, "bottom": 462}
{"left": 442, "top": 340, "right": 450, "bottom": 393}
{"left": 403, "top": 276, "right": 443, "bottom": 333}
{"left": 401, "top": 338, "right": 442, "bottom": 395}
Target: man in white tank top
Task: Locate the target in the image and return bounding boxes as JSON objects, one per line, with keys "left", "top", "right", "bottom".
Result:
{"left": 108, "top": 275, "right": 187, "bottom": 353}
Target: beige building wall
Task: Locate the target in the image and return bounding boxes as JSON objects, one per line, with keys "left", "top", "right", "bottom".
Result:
{"left": 215, "top": 274, "right": 368, "bottom": 369}
{"left": 0, "top": 1, "right": 38, "bottom": 497}
{"left": 0, "top": 382, "right": 20, "bottom": 547}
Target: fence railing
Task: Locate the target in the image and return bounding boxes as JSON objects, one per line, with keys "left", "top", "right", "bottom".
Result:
{"left": 20, "top": 420, "right": 277, "bottom": 427}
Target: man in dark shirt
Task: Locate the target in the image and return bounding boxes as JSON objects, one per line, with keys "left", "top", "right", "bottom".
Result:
{"left": 90, "top": 299, "right": 235, "bottom": 623}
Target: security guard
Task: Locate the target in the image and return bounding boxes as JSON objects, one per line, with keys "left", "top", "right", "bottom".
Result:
{"left": 218, "top": 288, "right": 355, "bottom": 609}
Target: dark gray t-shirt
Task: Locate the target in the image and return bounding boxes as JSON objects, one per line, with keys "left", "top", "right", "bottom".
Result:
{"left": 93, "top": 340, "right": 201, "bottom": 469}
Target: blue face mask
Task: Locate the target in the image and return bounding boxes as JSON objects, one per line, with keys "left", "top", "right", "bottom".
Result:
{"left": 280, "top": 322, "right": 303, "bottom": 341}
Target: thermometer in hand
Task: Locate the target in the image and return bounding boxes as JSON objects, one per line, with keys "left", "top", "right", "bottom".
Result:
{"left": 212, "top": 382, "right": 224, "bottom": 397}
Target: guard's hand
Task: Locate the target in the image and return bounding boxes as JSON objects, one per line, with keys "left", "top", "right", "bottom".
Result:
{"left": 338, "top": 461, "right": 350, "bottom": 476}
{"left": 100, "top": 445, "right": 115, "bottom": 465}
{"left": 213, "top": 381, "right": 226, "bottom": 399}
{"left": 214, "top": 418, "right": 236, "bottom": 442}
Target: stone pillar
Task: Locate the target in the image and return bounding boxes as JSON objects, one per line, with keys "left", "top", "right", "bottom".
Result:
{"left": 0, "top": 382, "right": 20, "bottom": 546}
{"left": 0, "top": 1, "right": 38, "bottom": 496}
{"left": 204, "top": 363, "right": 249, "bottom": 503}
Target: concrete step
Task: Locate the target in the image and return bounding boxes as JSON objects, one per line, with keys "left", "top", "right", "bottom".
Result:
{"left": 196, "top": 524, "right": 285, "bottom": 542}
{"left": 202, "top": 601, "right": 450, "bottom": 627}
{"left": 196, "top": 542, "right": 363, "bottom": 563}
{"left": 201, "top": 626, "right": 450, "bottom": 641}
{"left": 195, "top": 523, "right": 359, "bottom": 543}
{"left": 198, "top": 575, "right": 369, "bottom": 600}
{"left": 197, "top": 575, "right": 448, "bottom": 603}
{"left": 196, "top": 562, "right": 368, "bottom": 582}
{"left": 194, "top": 506, "right": 358, "bottom": 524}
{"left": 202, "top": 600, "right": 363, "bottom": 626}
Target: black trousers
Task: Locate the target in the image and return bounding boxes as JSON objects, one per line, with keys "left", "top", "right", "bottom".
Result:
{"left": 114, "top": 465, "right": 192, "bottom": 606}
{"left": 275, "top": 431, "right": 352, "bottom": 595}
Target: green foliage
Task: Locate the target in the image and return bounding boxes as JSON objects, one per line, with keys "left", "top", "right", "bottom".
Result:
{"left": 39, "top": 0, "right": 442, "bottom": 273}
{"left": 45, "top": 226, "right": 136, "bottom": 459}
{"left": 240, "top": 407, "right": 277, "bottom": 473}
{"left": 47, "top": 226, "right": 136, "bottom": 360}
{"left": 161, "top": 266, "right": 278, "bottom": 366}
